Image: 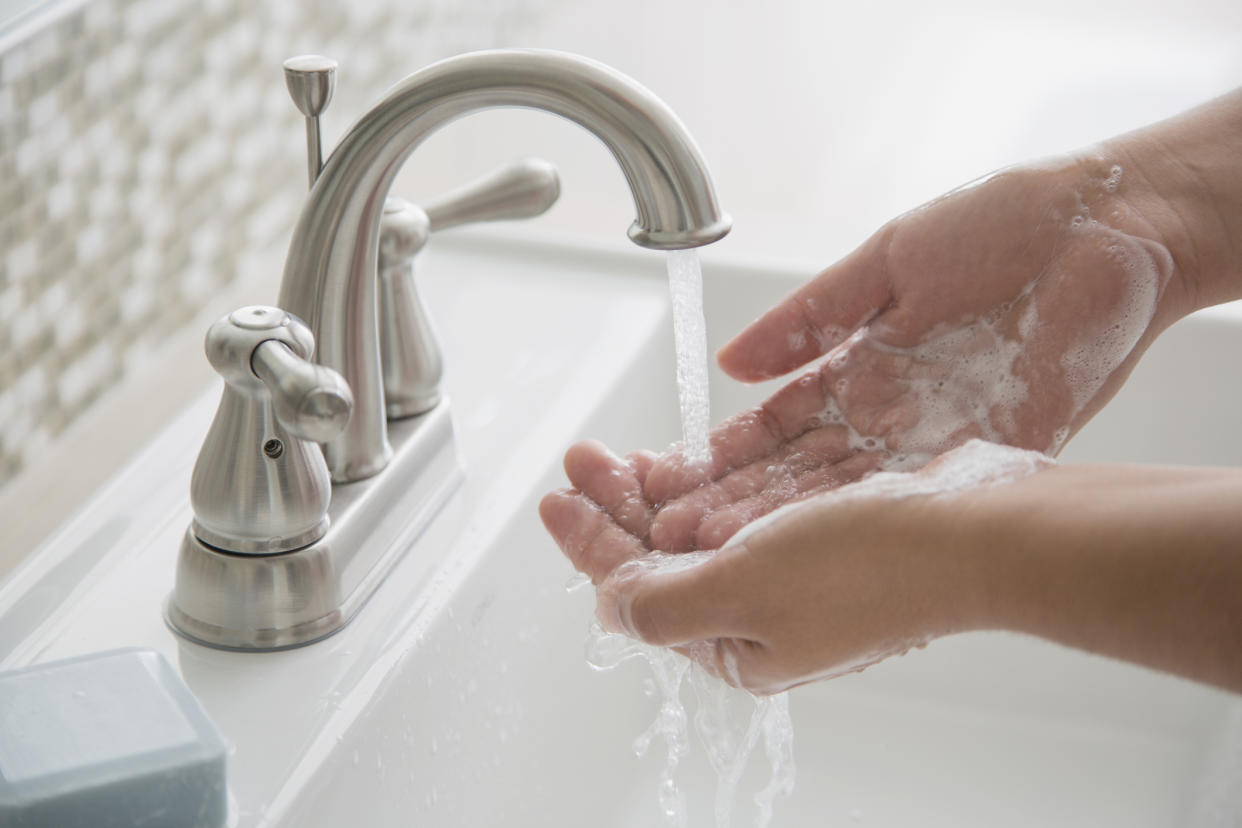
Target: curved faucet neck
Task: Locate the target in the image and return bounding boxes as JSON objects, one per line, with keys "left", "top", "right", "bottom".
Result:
{"left": 276, "top": 49, "right": 730, "bottom": 482}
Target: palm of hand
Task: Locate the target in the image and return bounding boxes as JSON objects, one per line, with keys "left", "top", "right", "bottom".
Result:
{"left": 541, "top": 157, "right": 1175, "bottom": 577}
{"left": 641, "top": 160, "right": 1172, "bottom": 551}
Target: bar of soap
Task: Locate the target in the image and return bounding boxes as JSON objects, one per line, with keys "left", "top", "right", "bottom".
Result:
{"left": 0, "top": 648, "right": 227, "bottom": 828}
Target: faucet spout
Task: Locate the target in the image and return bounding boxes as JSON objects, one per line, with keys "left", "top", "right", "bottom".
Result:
{"left": 277, "top": 49, "right": 731, "bottom": 482}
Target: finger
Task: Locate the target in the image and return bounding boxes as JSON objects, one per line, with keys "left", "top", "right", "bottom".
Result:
{"left": 626, "top": 449, "right": 659, "bottom": 489}
{"left": 648, "top": 462, "right": 773, "bottom": 552}
{"left": 694, "top": 451, "right": 883, "bottom": 549}
{"left": 563, "top": 440, "right": 653, "bottom": 538}
{"left": 645, "top": 369, "right": 848, "bottom": 505}
{"left": 716, "top": 231, "right": 894, "bottom": 382}
{"left": 539, "top": 489, "right": 647, "bottom": 583}
{"left": 649, "top": 422, "right": 857, "bottom": 551}
{"left": 596, "top": 548, "right": 752, "bottom": 647}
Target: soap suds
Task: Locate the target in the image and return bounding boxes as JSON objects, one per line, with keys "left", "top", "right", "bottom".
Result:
{"left": 1102, "top": 164, "right": 1123, "bottom": 192}
{"left": 1058, "top": 221, "right": 1168, "bottom": 411}
{"left": 724, "top": 438, "right": 1054, "bottom": 550}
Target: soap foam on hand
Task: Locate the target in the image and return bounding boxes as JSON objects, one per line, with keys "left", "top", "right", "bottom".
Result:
{"left": 724, "top": 437, "right": 1056, "bottom": 551}
{"left": 816, "top": 164, "right": 1170, "bottom": 464}
{"left": 1057, "top": 220, "right": 1169, "bottom": 414}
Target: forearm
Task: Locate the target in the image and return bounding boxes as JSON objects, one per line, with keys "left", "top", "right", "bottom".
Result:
{"left": 1105, "top": 88, "right": 1242, "bottom": 315}
{"left": 967, "top": 464, "right": 1242, "bottom": 692}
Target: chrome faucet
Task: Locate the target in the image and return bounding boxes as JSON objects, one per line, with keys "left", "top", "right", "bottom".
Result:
{"left": 166, "top": 49, "right": 730, "bottom": 651}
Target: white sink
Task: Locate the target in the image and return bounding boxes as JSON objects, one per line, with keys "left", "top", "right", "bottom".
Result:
{"left": 0, "top": 234, "right": 1238, "bottom": 827}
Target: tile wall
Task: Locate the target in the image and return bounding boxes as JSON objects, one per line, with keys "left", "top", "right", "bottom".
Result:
{"left": 0, "top": 0, "right": 553, "bottom": 486}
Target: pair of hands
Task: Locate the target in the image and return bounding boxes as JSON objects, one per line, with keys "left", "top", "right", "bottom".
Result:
{"left": 541, "top": 150, "right": 1188, "bottom": 694}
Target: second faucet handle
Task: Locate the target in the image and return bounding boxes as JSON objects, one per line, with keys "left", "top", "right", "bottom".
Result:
{"left": 422, "top": 157, "right": 560, "bottom": 231}
{"left": 377, "top": 158, "right": 561, "bottom": 418}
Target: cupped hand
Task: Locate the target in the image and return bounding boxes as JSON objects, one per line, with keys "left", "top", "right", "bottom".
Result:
{"left": 542, "top": 440, "right": 1054, "bottom": 694}
{"left": 639, "top": 153, "right": 1184, "bottom": 551}
{"left": 541, "top": 151, "right": 1189, "bottom": 687}
{"left": 540, "top": 90, "right": 1242, "bottom": 696}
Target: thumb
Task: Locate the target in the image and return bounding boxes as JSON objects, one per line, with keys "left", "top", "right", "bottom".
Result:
{"left": 717, "top": 229, "right": 893, "bottom": 382}
{"left": 596, "top": 549, "right": 750, "bottom": 647}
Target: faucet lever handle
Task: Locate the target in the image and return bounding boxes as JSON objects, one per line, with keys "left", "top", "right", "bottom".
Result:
{"left": 422, "top": 157, "right": 560, "bottom": 232}
{"left": 192, "top": 306, "right": 350, "bottom": 555}
{"left": 377, "top": 198, "right": 440, "bottom": 418}
{"left": 253, "top": 340, "right": 353, "bottom": 443}
{"left": 374, "top": 159, "right": 559, "bottom": 419}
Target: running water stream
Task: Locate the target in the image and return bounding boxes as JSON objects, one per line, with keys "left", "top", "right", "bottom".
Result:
{"left": 579, "top": 250, "right": 796, "bottom": 828}
{"left": 665, "top": 250, "right": 712, "bottom": 465}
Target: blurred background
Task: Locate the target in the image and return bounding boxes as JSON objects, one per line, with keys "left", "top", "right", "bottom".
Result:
{"left": 1, "top": 0, "right": 1239, "bottom": 565}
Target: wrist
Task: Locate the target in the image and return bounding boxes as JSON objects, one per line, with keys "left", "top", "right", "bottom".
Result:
{"left": 903, "top": 492, "right": 1011, "bottom": 640}
{"left": 960, "top": 463, "right": 1242, "bottom": 691}
{"left": 1101, "top": 90, "right": 1242, "bottom": 317}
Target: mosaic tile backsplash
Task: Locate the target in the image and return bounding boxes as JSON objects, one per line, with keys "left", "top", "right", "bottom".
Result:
{"left": 0, "top": 0, "right": 553, "bottom": 486}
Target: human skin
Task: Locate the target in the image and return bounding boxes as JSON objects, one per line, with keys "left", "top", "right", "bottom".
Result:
{"left": 540, "top": 89, "right": 1242, "bottom": 693}
{"left": 578, "top": 460, "right": 1242, "bottom": 695}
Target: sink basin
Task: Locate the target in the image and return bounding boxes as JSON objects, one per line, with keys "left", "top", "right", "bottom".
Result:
{"left": 0, "top": 233, "right": 1239, "bottom": 827}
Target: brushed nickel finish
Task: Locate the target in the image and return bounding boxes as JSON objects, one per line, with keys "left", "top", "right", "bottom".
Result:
{"left": 377, "top": 197, "right": 439, "bottom": 418}
{"left": 252, "top": 339, "right": 353, "bottom": 443}
{"left": 189, "top": 307, "right": 352, "bottom": 556}
{"left": 283, "top": 55, "right": 338, "bottom": 187}
{"left": 277, "top": 49, "right": 731, "bottom": 483}
{"left": 377, "top": 158, "right": 561, "bottom": 418}
{"left": 423, "top": 157, "right": 561, "bottom": 232}
{"left": 168, "top": 403, "right": 462, "bottom": 650}
{"left": 171, "top": 49, "right": 729, "bottom": 651}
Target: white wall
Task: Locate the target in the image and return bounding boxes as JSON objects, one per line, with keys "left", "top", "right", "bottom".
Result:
{"left": 393, "top": 0, "right": 1242, "bottom": 269}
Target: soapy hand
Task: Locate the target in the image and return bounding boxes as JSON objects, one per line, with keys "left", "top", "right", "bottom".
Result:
{"left": 542, "top": 151, "right": 1188, "bottom": 620}
{"left": 539, "top": 149, "right": 1196, "bottom": 691}
{"left": 541, "top": 89, "right": 1242, "bottom": 695}
{"left": 544, "top": 446, "right": 1242, "bottom": 695}
{"left": 543, "top": 439, "right": 1055, "bottom": 693}
{"left": 642, "top": 153, "right": 1185, "bottom": 551}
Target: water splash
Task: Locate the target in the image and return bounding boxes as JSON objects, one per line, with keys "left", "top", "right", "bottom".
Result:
{"left": 689, "top": 663, "right": 795, "bottom": 828}
{"left": 598, "top": 249, "right": 794, "bottom": 826}
{"left": 586, "top": 621, "right": 795, "bottom": 827}
{"left": 564, "top": 570, "right": 591, "bottom": 593}
{"left": 667, "top": 250, "right": 712, "bottom": 465}
{"left": 587, "top": 622, "right": 690, "bottom": 826}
